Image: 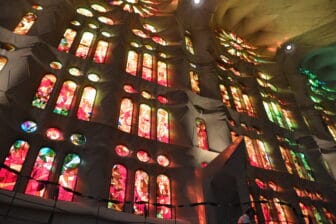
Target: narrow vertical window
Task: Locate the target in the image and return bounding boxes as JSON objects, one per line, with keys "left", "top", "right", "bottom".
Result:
{"left": 196, "top": 118, "right": 209, "bottom": 150}
{"left": 57, "top": 28, "right": 77, "bottom": 53}
{"left": 0, "top": 56, "right": 8, "bottom": 71}
{"left": 230, "top": 86, "right": 244, "bottom": 113}
{"left": 244, "top": 137, "right": 274, "bottom": 170}
{"left": 32, "top": 74, "right": 57, "bottom": 109}
{"left": 25, "top": 147, "right": 55, "bottom": 197}
{"left": 0, "top": 140, "right": 30, "bottom": 190}
{"left": 93, "top": 40, "right": 109, "bottom": 63}
{"left": 190, "top": 71, "right": 200, "bottom": 94}
{"left": 77, "top": 86, "right": 96, "bottom": 121}
{"left": 157, "top": 109, "right": 169, "bottom": 143}
{"left": 126, "top": 50, "right": 138, "bottom": 76}
{"left": 108, "top": 164, "right": 127, "bottom": 211}
{"left": 138, "top": 104, "right": 151, "bottom": 139}
{"left": 185, "top": 35, "right": 194, "bottom": 54}
{"left": 156, "top": 175, "right": 171, "bottom": 219}
{"left": 118, "top": 98, "right": 133, "bottom": 133}
{"left": 142, "top": 53, "right": 153, "bottom": 81}
{"left": 54, "top": 81, "right": 77, "bottom": 116}
{"left": 157, "top": 61, "right": 168, "bottom": 86}
{"left": 75, "top": 32, "right": 94, "bottom": 59}
{"left": 133, "top": 170, "right": 149, "bottom": 215}
{"left": 242, "top": 94, "right": 256, "bottom": 117}
{"left": 58, "top": 153, "right": 81, "bottom": 201}
{"left": 219, "top": 84, "right": 231, "bottom": 107}
{"left": 13, "top": 12, "right": 37, "bottom": 35}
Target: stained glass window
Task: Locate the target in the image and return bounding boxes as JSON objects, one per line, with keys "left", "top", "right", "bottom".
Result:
{"left": 25, "top": 147, "right": 55, "bottom": 197}
{"left": 0, "top": 56, "right": 8, "bottom": 71}
{"left": 136, "top": 151, "right": 150, "bottom": 163}
{"left": 230, "top": 86, "right": 255, "bottom": 116}
{"left": 280, "top": 147, "right": 314, "bottom": 181}
{"left": 190, "top": 71, "right": 200, "bottom": 94}
{"left": 195, "top": 118, "right": 209, "bottom": 150}
{"left": 98, "top": 16, "right": 114, "bottom": 25}
{"left": 126, "top": 50, "right": 138, "bottom": 76}
{"left": 13, "top": 12, "right": 37, "bottom": 35}
{"left": 138, "top": 104, "right": 151, "bottom": 139}
{"left": 259, "top": 196, "right": 294, "bottom": 223}
{"left": 157, "top": 109, "right": 169, "bottom": 143}
{"left": 49, "top": 61, "right": 62, "bottom": 70}
{"left": 57, "top": 28, "right": 77, "bottom": 53}
{"left": 108, "top": 164, "right": 127, "bottom": 211}
{"left": 244, "top": 136, "right": 274, "bottom": 170}
{"left": 77, "top": 87, "right": 96, "bottom": 121}
{"left": 76, "top": 8, "right": 93, "bottom": 17}
{"left": 157, "top": 155, "right": 170, "bottom": 167}
{"left": 133, "top": 170, "right": 149, "bottom": 215}
{"left": 185, "top": 35, "right": 194, "bottom": 55}
{"left": 156, "top": 175, "right": 171, "bottom": 219}
{"left": 32, "top": 74, "right": 57, "bottom": 109}
{"left": 21, "top": 120, "right": 37, "bottom": 133}
{"left": 142, "top": 53, "right": 153, "bottom": 81}
{"left": 118, "top": 98, "right": 133, "bottom": 133}
{"left": 70, "top": 133, "right": 86, "bottom": 146}
{"left": 0, "top": 140, "right": 30, "bottom": 190}
{"left": 58, "top": 153, "right": 81, "bottom": 201}
{"left": 54, "top": 81, "right": 77, "bottom": 116}
{"left": 75, "top": 32, "right": 94, "bottom": 59}
{"left": 115, "top": 145, "right": 130, "bottom": 157}
{"left": 93, "top": 40, "right": 109, "bottom": 63}
{"left": 219, "top": 84, "right": 231, "bottom": 107}
{"left": 45, "top": 128, "right": 64, "bottom": 141}
{"left": 123, "top": 84, "right": 136, "bottom": 93}
{"left": 157, "top": 61, "right": 168, "bottom": 86}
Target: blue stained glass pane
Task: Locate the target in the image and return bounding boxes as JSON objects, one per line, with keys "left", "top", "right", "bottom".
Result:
{"left": 21, "top": 121, "right": 37, "bottom": 133}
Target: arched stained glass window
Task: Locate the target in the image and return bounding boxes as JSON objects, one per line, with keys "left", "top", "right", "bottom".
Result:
{"left": 185, "top": 35, "right": 194, "bottom": 55}
{"left": 118, "top": 98, "right": 134, "bottom": 133}
{"left": 77, "top": 86, "right": 96, "bottom": 121}
{"left": 133, "top": 170, "right": 149, "bottom": 215}
{"left": 142, "top": 53, "right": 153, "bottom": 81}
{"left": 156, "top": 175, "right": 171, "bottom": 219}
{"left": 75, "top": 32, "right": 94, "bottom": 59}
{"left": 157, "top": 109, "right": 169, "bottom": 143}
{"left": 57, "top": 28, "right": 77, "bottom": 53}
{"left": 32, "top": 74, "right": 57, "bottom": 109}
{"left": 138, "top": 104, "right": 151, "bottom": 139}
{"left": 58, "top": 153, "right": 81, "bottom": 201}
{"left": 93, "top": 40, "right": 109, "bottom": 64}
{"left": 54, "top": 81, "right": 77, "bottom": 116}
{"left": 13, "top": 12, "right": 37, "bottom": 35}
{"left": 25, "top": 147, "right": 55, "bottom": 197}
{"left": 126, "top": 50, "right": 138, "bottom": 76}
{"left": 244, "top": 136, "right": 274, "bottom": 170}
{"left": 0, "top": 56, "right": 7, "bottom": 71}
{"left": 195, "top": 118, "right": 209, "bottom": 150}
{"left": 157, "top": 61, "right": 168, "bottom": 86}
{"left": 190, "top": 71, "right": 200, "bottom": 94}
{"left": 108, "top": 164, "right": 127, "bottom": 211}
{"left": 0, "top": 140, "right": 30, "bottom": 190}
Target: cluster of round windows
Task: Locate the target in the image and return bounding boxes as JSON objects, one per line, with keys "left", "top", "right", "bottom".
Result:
{"left": 20, "top": 121, "right": 86, "bottom": 146}
{"left": 49, "top": 61, "right": 100, "bottom": 82}
{"left": 123, "top": 84, "right": 168, "bottom": 104}
{"left": 115, "top": 145, "right": 170, "bottom": 167}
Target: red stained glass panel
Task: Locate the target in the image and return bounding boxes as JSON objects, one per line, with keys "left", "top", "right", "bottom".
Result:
{"left": 156, "top": 175, "right": 171, "bottom": 219}
{"left": 138, "top": 104, "right": 151, "bottom": 139}
{"left": 126, "top": 50, "right": 138, "bottom": 76}
{"left": 157, "top": 109, "right": 169, "bottom": 143}
{"left": 32, "top": 74, "right": 57, "bottom": 109}
{"left": 93, "top": 40, "right": 109, "bottom": 63}
{"left": 195, "top": 118, "right": 209, "bottom": 150}
{"left": 58, "top": 154, "right": 80, "bottom": 201}
{"left": 108, "top": 164, "right": 127, "bottom": 211}
{"left": 133, "top": 170, "right": 149, "bottom": 215}
{"left": 118, "top": 98, "right": 133, "bottom": 133}
{"left": 53, "top": 81, "right": 77, "bottom": 116}
{"left": 57, "top": 28, "right": 77, "bottom": 53}
{"left": 77, "top": 87, "right": 96, "bottom": 121}
{"left": 13, "top": 12, "right": 37, "bottom": 35}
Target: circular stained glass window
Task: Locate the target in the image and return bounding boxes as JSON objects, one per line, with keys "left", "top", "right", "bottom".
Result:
{"left": 70, "top": 133, "right": 86, "bottom": 146}
{"left": 98, "top": 16, "right": 114, "bottom": 25}
{"left": 143, "top": 24, "right": 156, "bottom": 33}
{"left": 50, "top": 61, "right": 62, "bottom": 70}
{"left": 101, "top": 31, "right": 113, "bottom": 38}
{"left": 71, "top": 20, "right": 81, "bottom": 26}
{"left": 136, "top": 150, "right": 150, "bottom": 163}
{"left": 115, "top": 145, "right": 130, "bottom": 157}
{"left": 88, "top": 23, "right": 98, "bottom": 29}
{"left": 130, "top": 42, "right": 141, "bottom": 48}
{"left": 157, "top": 95, "right": 168, "bottom": 104}
{"left": 91, "top": 4, "right": 107, "bottom": 13}
{"left": 157, "top": 155, "right": 170, "bottom": 167}
{"left": 21, "top": 120, "right": 37, "bottom": 133}
{"left": 132, "top": 29, "right": 149, "bottom": 39}
{"left": 32, "top": 4, "right": 43, "bottom": 10}
{"left": 76, "top": 8, "right": 93, "bottom": 17}
{"left": 69, "top": 67, "right": 82, "bottom": 76}
{"left": 46, "top": 128, "right": 64, "bottom": 141}
{"left": 123, "top": 84, "right": 136, "bottom": 93}
{"left": 141, "top": 90, "right": 152, "bottom": 99}
{"left": 87, "top": 73, "right": 100, "bottom": 82}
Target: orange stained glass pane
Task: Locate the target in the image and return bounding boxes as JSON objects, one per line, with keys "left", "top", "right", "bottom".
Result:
{"left": 156, "top": 175, "right": 171, "bottom": 219}
{"left": 219, "top": 84, "right": 231, "bottom": 107}
{"left": 93, "top": 40, "right": 109, "bottom": 63}
{"left": 108, "top": 164, "right": 127, "bottom": 211}
{"left": 45, "top": 128, "right": 64, "bottom": 141}
{"left": 195, "top": 118, "right": 209, "bottom": 150}
{"left": 123, "top": 84, "right": 137, "bottom": 93}
{"left": 126, "top": 50, "right": 138, "bottom": 76}
{"left": 157, "top": 61, "right": 168, "bottom": 86}
{"left": 157, "top": 109, "right": 169, "bottom": 143}
{"left": 57, "top": 28, "right": 77, "bottom": 53}
{"left": 118, "top": 98, "right": 133, "bottom": 133}
{"left": 13, "top": 12, "right": 37, "bottom": 35}
{"left": 185, "top": 35, "right": 194, "bottom": 54}
{"left": 0, "top": 56, "right": 8, "bottom": 71}
{"left": 0, "top": 140, "right": 30, "bottom": 191}
{"left": 75, "top": 32, "right": 94, "bottom": 59}
{"left": 190, "top": 71, "right": 200, "bottom": 94}
{"left": 138, "top": 104, "right": 151, "bottom": 139}
{"left": 142, "top": 53, "right": 153, "bottom": 81}
{"left": 53, "top": 81, "right": 77, "bottom": 116}
{"left": 133, "top": 170, "right": 149, "bottom": 215}
{"left": 77, "top": 87, "right": 96, "bottom": 121}
{"left": 25, "top": 147, "right": 55, "bottom": 197}
{"left": 32, "top": 74, "right": 57, "bottom": 109}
